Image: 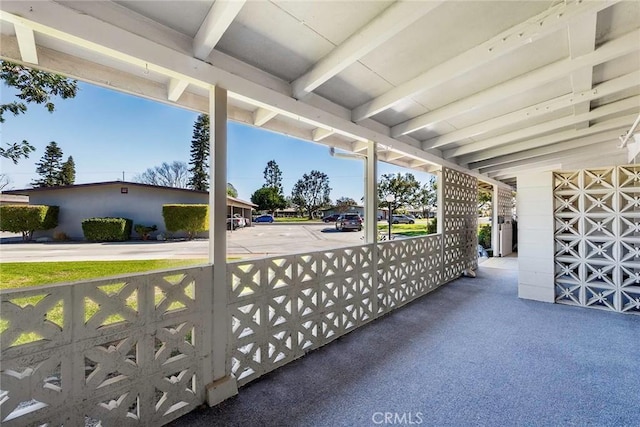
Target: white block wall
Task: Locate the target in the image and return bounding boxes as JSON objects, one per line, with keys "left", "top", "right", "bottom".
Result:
{"left": 517, "top": 172, "right": 555, "bottom": 302}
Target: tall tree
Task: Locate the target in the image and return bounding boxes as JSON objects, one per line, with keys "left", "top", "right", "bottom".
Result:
{"left": 1, "top": 61, "right": 78, "bottom": 164}
{"left": 60, "top": 156, "right": 76, "bottom": 185}
{"left": 335, "top": 196, "right": 357, "bottom": 213}
{"left": 415, "top": 176, "right": 437, "bottom": 217}
{"left": 263, "top": 160, "right": 283, "bottom": 194}
{"left": 291, "top": 170, "right": 331, "bottom": 219}
{"left": 134, "top": 161, "right": 190, "bottom": 188}
{"left": 251, "top": 186, "right": 287, "bottom": 214}
{"left": 187, "top": 114, "right": 210, "bottom": 191}
{"left": 227, "top": 183, "right": 238, "bottom": 198}
{"left": 378, "top": 173, "right": 421, "bottom": 213}
{"left": 32, "top": 141, "right": 64, "bottom": 187}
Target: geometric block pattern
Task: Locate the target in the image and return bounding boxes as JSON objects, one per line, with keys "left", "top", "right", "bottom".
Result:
{"left": 1, "top": 167, "right": 486, "bottom": 423}
{"left": 0, "top": 266, "right": 210, "bottom": 426}
{"left": 228, "top": 245, "right": 375, "bottom": 386}
{"left": 377, "top": 234, "right": 443, "bottom": 315}
{"left": 554, "top": 165, "right": 640, "bottom": 315}
{"left": 442, "top": 167, "right": 478, "bottom": 281}
{"left": 228, "top": 234, "right": 445, "bottom": 387}
{"left": 497, "top": 188, "right": 513, "bottom": 217}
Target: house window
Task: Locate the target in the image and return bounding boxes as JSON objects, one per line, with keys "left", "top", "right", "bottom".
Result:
{"left": 121, "top": 187, "right": 128, "bottom": 194}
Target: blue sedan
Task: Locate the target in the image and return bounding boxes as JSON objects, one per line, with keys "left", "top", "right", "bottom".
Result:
{"left": 254, "top": 214, "right": 274, "bottom": 223}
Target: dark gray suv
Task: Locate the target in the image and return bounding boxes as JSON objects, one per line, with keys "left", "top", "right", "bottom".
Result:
{"left": 336, "top": 213, "right": 363, "bottom": 231}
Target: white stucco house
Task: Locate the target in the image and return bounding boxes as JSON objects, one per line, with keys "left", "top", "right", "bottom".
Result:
{"left": 4, "top": 181, "right": 256, "bottom": 239}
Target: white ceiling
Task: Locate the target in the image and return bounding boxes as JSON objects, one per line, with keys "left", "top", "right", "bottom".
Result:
{"left": 1, "top": 0, "right": 638, "bottom": 187}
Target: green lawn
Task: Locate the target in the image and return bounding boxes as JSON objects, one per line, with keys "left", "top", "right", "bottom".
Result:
{"left": 377, "top": 220, "right": 433, "bottom": 237}
{"left": 273, "top": 216, "right": 320, "bottom": 222}
{"left": 0, "top": 259, "right": 211, "bottom": 347}
{"left": 0, "top": 259, "right": 208, "bottom": 290}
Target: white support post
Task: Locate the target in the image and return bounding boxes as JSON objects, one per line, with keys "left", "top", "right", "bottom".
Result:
{"left": 436, "top": 169, "right": 444, "bottom": 235}
{"left": 365, "top": 140, "right": 378, "bottom": 317}
{"left": 206, "top": 85, "right": 238, "bottom": 406}
{"left": 364, "top": 140, "right": 377, "bottom": 244}
{"left": 491, "top": 184, "right": 499, "bottom": 257}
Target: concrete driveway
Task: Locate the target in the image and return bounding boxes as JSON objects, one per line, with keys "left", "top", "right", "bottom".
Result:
{"left": 0, "top": 223, "right": 370, "bottom": 262}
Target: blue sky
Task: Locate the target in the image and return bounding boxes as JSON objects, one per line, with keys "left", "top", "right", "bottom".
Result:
{"left": 1, "top": 81, "right": 433, "bottom": 202}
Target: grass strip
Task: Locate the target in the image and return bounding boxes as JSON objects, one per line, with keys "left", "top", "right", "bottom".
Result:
{"left": 0, "top": 259, "right": 207, "bottom": 290}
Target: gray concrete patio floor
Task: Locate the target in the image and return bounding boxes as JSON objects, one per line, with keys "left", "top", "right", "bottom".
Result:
{"left": 170, "top": 265, "right": 639, "bottom": 427}
{"left": 479, "top": 253, "right": 518, "bottom": 270}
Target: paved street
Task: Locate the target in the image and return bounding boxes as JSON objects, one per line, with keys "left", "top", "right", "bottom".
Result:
{"left": 0, "top": 223, "right": 370, "bottom": 262}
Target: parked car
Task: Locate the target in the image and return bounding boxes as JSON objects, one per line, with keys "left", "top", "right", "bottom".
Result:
{"left": 323, "top": 214, "right": 340, "bottom": 223}
{"left": 389, "top": 215, "right": 415, "bottom": 224}
{"left": 227, "top": 214, "right": 247, "bottom": 230}
{"left": 336, "top": 213, "right": 363, "bottom": 231}
{"left": 254, "top": 214, "right": 274, "bottom": 223}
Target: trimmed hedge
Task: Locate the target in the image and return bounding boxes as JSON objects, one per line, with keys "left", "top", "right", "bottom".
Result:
{"left": 427, "top": 217, "right": 437, "bottom": 234}
{"left": 162, "top": 204, "right": 208, "bottom": 239}
{"left": 0, "top": 205, "right": 59, "bottom": 241}
{"left": 82, "top": 217, "right": 133, "bottom": 242}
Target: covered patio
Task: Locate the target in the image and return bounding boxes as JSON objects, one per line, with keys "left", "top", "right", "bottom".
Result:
{"left": 170, "top": 264, "right": 640, "bottom": 427}
{"left": 0, "top": 1, "right": 638, "bottom": 426}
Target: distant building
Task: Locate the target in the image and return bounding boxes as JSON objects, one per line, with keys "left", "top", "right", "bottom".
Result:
{"left": 321, "top": 205, "right": 365, "bottom": 217}
{"left": 321, "top": 205, "right": 386, "bottom": 219}
{"left": 0, "top": 194, "right": 28, "bottom": 206}
{"left": 273, "top": 205, "right": 324, "bottom": 219}
{"left": 3, "top": 181, "right": 256, "bottom": 240}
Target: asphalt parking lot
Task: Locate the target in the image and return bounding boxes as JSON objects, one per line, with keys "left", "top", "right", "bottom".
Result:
{"left": 0, "top": 223, "right": 370, "bottom": 262}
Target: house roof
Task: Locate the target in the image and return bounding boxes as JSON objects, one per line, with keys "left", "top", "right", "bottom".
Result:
{"left": 3, "top": 181, "right": 257, "bottom": 207}
{"left": 0, "top": 194, "right": 29, "bottom": 204}
{"left": 0, "top": 1, "right": 637, "bottom": 188}
{"left": 3, "top": 181, "right": 207, "bottom": 195}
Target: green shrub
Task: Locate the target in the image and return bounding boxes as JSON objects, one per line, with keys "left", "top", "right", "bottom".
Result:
{"left": 162, "top": 204, "right": 209, "bottom": 239}
{"left": 0, "top": 205, "right": 59, "bottom": 241}
{"left": 426, "top": 217, "right": 437, "bottom": 234}
{"left": 134, "top": 224, "right": 157, "bottom": 240}
{"left": 82, "top": 217, "right": 132, "bottom": 242}
{"left": 478, "top": 224, "right": 492, "bottom": 249}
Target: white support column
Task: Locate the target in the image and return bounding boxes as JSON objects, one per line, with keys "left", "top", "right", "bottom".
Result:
{"left": 491, "top": 185, "right": 499, "bottom": 257}
{"left": 206, "top": 85, "right": 238, "bottom": 406}
{"left": 436, "top": 169, "right": 443, "bottom": 235}
{"left": 517, "top": 172, "right": 555, "bottom": 303}
{"left": 364, "top": 140, "right": 377, "bottom": 244}
{"left": 365, "top": 140, "right": 378, "bottom": 316}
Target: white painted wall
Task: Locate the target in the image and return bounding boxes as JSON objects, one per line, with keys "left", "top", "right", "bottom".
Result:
{"left": 29, "top": 183, "right": 208, "bottom": 239}
{"left": 516, "top": 171, "right": 555, "bottom": 302}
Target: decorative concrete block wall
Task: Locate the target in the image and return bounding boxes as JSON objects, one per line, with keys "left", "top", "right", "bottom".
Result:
{"left": 553, "top": 165, "right": 640, "bottom": 315}
{"left": 517, "top": 172, "right": 555, "bottom": 302}
{"left": 442, "top": 167, "right": 478, "bottom": 281}
{"left": 1, "top": 168, "right": 482, "bottom": 425}
{"left": 497, "top": 188, "right": 512, "bottom": 217}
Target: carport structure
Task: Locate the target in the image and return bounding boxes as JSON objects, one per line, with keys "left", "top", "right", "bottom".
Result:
{"left": 0, "top": 1, "right": 638, "bottom": 426}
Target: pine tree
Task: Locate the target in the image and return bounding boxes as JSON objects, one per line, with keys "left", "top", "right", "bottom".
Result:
{"left": 188, "top": 114, "right": 210, "bottom": 191}
{"left": 59, "top": 155, "right": 76, "bottom": 185}
{"left": 32, "top": 141, "right": 64, "bottom": 187}
{"left": 263, "top": 160, "right": 283, "bottom": 194}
